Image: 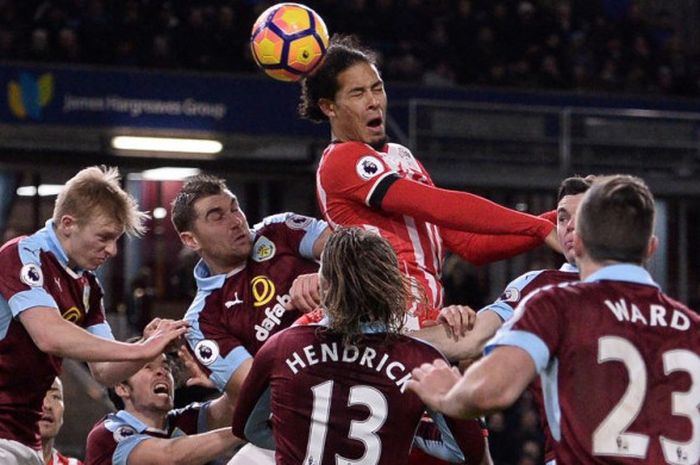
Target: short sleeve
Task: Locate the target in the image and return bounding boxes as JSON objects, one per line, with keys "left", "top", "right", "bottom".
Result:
{"left": 318, "top": 142, "right": 396, "bottom": 207}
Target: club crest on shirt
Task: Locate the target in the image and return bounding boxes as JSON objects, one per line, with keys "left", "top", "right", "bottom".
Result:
{"left": 251, "top": 275, "right": 276, "bottom": 307}
{"left": 61, "top": 306, "right": 82, "bottom": 323}
{"left": 356, "top": 156, "right": 385, "bottom": 180}
{"left": 500, "top": 287, "right": 521, "bottom": 303}
{"left": 113, "top": 426, "right": 136, "bottom": 442}
{"left": 285, "top": 214, "right": 312, "bottom": 230}
{"left": 252, "top": 236, "right": 276, "bottom": 263}
{"left": 194, "top": 339, "right": 219, "bottom": 366}
{"left": 20, "top": 263, "right": 44, "bottom": 287}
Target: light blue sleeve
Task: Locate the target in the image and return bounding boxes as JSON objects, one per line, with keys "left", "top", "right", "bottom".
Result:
{"left": 485, "top": 328, "right": 550, "bottom": 373}
{"left": 299, "top": 218, "right": 328, "bottom": 260}
{"left": 113, "top": 434, "right": 152, "bottom": 465}
{"left": 412, "top": 412, "right": 466, "bottom": 463}
{"left": 477, "top": 270, "right": 544, "bottom": 322}
{"left": 8, "top": 289, "right": 57, "bottom": 318}
{"left": 243, "top": 387, "right": 275, "bottom": 450}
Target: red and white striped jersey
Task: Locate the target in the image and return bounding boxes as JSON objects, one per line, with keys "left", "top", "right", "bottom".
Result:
{"left": 48, "top": 449, "right": 83, "bottom": 465}
{"left": 317, "top": 141, "right": 443, "bottom": 328}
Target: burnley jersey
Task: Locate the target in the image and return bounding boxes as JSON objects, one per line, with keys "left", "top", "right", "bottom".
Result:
{"left": 482, "top": 262, "right": 579, "bottom": 462}
{"left": 184, "top": 213, "right": 327, "bottom": 391}
{"left": 0, "top": 220, "right": 114, "bottom": 449}
{"left": 84, "top": 403, "right": 206, "bottom": 465}
{"left": 487, "top": 264, "right": 700, "bottom": 465}
{"left": 233, "top": 323, "right": 478, "bottom": 465}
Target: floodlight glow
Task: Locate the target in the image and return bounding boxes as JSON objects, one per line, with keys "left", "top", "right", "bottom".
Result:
{"left": 111, "top": 136, "right": 222, "bottom": 154}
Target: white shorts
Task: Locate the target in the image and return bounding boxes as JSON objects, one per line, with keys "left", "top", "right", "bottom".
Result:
{"left": 227, "top": 443, "right": 275, "bottom": 465}
{"left": 0, "top": 439, "right": 44, "bottom": 465}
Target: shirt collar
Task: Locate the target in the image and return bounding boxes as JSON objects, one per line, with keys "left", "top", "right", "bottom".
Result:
{"left": 193, "top": 258, "right": 246, "bottom": 292}
{"left": 114, "top": 410, "right": 169, "bottom": 435}
{"left": 584, "top": 263, "right": 659, "bottom": 288}
{"left": 317, "top": 315, "right": 390, "bottom": 334}
{"left": 44, "top": 219, "right": 69, "bottom": 267}
{"left": 114, "top": 410, "right": 150, "bottom": 433}
{"left": 559, "top": 262, "right": 578, "bottom": 273}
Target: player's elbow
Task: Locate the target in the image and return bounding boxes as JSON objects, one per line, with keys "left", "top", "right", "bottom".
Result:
{"left": 31, "top": 330, "right": 63, "bottom": 355}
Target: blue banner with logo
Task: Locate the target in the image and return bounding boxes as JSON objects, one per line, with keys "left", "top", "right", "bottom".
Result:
{"left": 0, "top": 64, "right": 327, "bottom": 137}
{"left": 2, "top": 63, "right": 699, "bottom": 137}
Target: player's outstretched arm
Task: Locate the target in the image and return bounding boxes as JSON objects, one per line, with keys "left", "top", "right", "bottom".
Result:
{"left": 127, "top": 428, "right": 242, "bottom": 465}
{"left": 379, "top": 177, "right": 553, "bottom": 238}
{"left": 408, "top": 347, "right": 536, "bottom": 419}
{"left": 19, "top": 307, "right": 188, "bottom": 386}
{"left": 414, "top": 310, "right": 503, "bottom": 363}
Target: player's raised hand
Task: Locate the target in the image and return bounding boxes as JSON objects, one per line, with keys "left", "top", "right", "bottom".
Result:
{"left": 140, "top": 319, "right": 190, "bottom": 359}
{"left": 437, "top": 305, "right": 476, "bottom": 341}
{"left": 286, "top": 273, "right": 321, "bottom": 313}
{"left": 177, "top": 344, "right": 216, "bottom": 389}
{"left": 407, "top": 359, "right": 461, "bottom": 412}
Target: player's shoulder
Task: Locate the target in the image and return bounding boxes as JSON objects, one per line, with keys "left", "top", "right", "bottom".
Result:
{"left": 399, "top": 333, "right": 447, "bottom": 361}
{"left": 523, "top": 279, "right": 587, "bottom": 310}
{"left": 254, "top": 212, "right": 315, "bottom": 233}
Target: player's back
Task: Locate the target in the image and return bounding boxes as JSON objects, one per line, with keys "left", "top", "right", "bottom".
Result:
{"left": 532, "top": 279, "right": 700, "bottom": 464}
{"left": 263, "top": 325, "right": 445, "bottom": 465}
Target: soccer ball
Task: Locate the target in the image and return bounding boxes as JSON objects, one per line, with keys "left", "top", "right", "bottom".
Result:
{"left": 250, "top": 3, "right": 330, "bottom": 82}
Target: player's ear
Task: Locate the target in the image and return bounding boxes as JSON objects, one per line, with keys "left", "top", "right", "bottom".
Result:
{"left": 318, "top": 98, "right": 335, "bottom": 118}
{"left": 114, "top": 382, "right": 129, "bottom": 400}
{"left": 572, "top": 231, "right": 585, "bottom": 259}
{"left": 179, "top": 231, "right": 201, "bottom": 252}
{"left": 56, "top": 215, "right": 77, "bottom": 236}
{"left": 645, "top": 235, "right": 658, "bottom": 261}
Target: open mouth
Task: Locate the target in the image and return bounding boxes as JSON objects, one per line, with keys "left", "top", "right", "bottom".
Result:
{"left": 367, "top": 117, "right": 383, "bottom": 129}
{"left": 153, "top": 383, "right": 170, "bottom": 397}
{"left": 40, "top": 415, "right": 53, "bottom": 423}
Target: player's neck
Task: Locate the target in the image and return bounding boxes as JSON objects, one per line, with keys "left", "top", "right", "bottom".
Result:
{"left": 204, "top": 256, "right": 245, "bottom": 276}
{"left": 41, "top": 438, "right": 54, "bottom": 465}
{"left": 128, "top": 407, "right": 168, "bottom": 430}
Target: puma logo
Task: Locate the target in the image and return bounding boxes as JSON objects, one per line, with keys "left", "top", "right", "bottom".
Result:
{"left": 225, "top": 293, "right": 243, "bottom": 309}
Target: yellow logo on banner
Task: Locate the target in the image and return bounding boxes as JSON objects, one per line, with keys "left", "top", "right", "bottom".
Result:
{"left": 251, "top": 275, "right": 276, "bottom": 307}
{"left": 62, "top": 306, "right": 82, "bottom": 323}
{"left": 8, "top": 72, "right": 54, "bottom": 120}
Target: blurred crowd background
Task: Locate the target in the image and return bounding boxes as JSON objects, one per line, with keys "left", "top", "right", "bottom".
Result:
{"left": 1, "top": 1, "right": 698, "bottom": 464}
{"left": 1, "top": 0, "right": 699, "bottom": 96}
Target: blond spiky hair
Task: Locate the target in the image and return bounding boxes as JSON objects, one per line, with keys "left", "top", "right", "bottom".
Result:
{"left": 53, "top": 166, "right": 149, "bottom": 236}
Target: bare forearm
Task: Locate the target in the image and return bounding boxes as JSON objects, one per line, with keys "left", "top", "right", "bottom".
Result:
{"left": 21, "top": 309, "right": 147, "bottom": 361}
{"left": 413, "top": 311, "right": 503, "bottom": 362}
{"left": 88, "top": 360, "right": 150, "bottom": 387}
{"left": 207, "top": 391, "right": 236, "bottom": 430}
{"left": 133, "top": 429, "right": 241, "bottom": 465}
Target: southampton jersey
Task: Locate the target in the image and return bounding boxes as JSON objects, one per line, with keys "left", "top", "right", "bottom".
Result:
{"left": 47, "top": 449, "right": 83, "bottom": 465}
{"left": 482, "top": 262, "right": 578, "bottom": 462}
{"left": 317, "top": 142, "right": 444, "bottom": 326}
{"left": 184, "top": 213, "right": 326, "bottom": 391}
{"left": 233, "top": 323, "right": 481, "bottom": 465}
{"left": 0, "top": 220, "right": 114, "bottom": 449}
{"left": 487, "top": 264, "right": 700, "bottom": 465}
{"left": 84, "top": 403, "right": 206, "bottom": 465}
{"left": 317, "top": 141, "right": 553, "bottom": 329}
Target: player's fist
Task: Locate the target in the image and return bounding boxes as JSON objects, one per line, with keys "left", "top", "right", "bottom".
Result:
{"left": 437, "top": 305, "right": 476, "bottom": 341}
{"left": 286, "top": 273, "right": 321, "bottom": 314}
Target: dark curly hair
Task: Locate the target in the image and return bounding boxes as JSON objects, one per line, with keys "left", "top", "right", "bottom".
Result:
{"left": 298, "top": 34, "right": 379, "bottom": 122}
